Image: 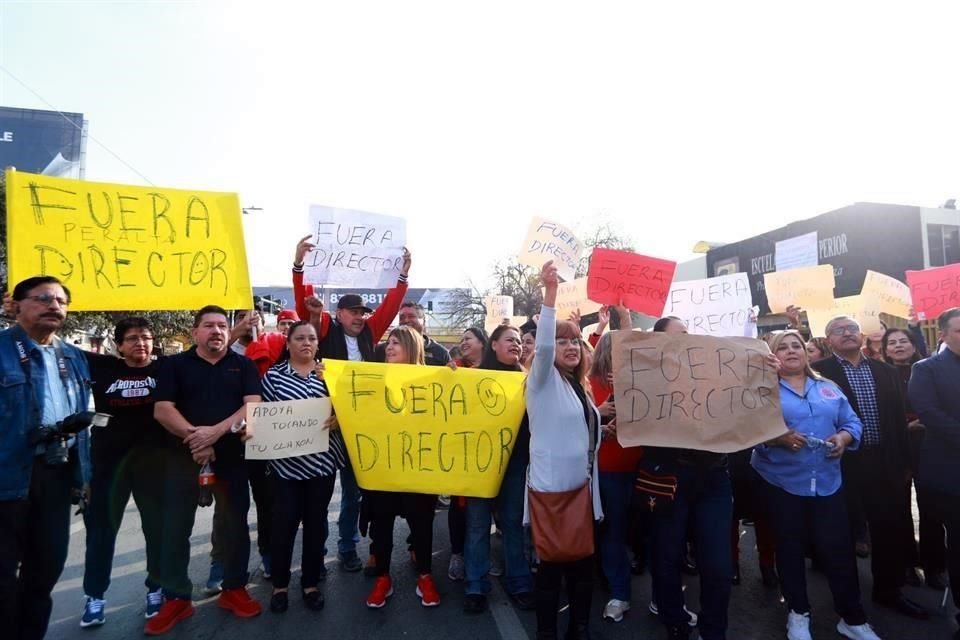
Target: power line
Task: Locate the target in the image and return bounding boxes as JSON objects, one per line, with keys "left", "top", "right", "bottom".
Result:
{"left": 0, "top": 63, "right": 155, "bottom": 186}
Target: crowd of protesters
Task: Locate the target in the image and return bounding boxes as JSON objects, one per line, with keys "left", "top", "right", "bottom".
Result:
{"left": 1, "top": 243, "right": 958, "bottom": 640}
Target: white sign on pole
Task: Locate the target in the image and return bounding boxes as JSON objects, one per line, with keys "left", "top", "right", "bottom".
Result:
{"left": 664, "top": 273, "right": 756, "bottom": 337}
{"left": 775, "top": 232, "right": 819, "bottom": 272}
{"left": 245, "top": 398, "right": 331, "bottom": 460}
{"left": 304, "top": 206, "right": 407, "bottom": 288}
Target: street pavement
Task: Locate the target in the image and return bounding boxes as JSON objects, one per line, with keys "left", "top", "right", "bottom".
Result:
{"left": 47, "top": 483, "right": 957, "bottom": 640}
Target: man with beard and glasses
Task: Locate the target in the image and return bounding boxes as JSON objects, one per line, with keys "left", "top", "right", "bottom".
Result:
{"left": 0, "top": 276, "right": 93, "bottom": 640}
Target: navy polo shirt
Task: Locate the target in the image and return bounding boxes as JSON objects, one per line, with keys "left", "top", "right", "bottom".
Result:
{"left": 156, "top": 346, "right": 261, "bottom": 461}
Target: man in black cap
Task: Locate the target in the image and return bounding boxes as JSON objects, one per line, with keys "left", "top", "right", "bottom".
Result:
{"left": 299, "top": 248, "right": 412, "bottom": 572}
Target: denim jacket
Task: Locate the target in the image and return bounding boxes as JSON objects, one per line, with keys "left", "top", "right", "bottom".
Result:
{"left": 0, "top": 324, "right": 92, "bottom": 500}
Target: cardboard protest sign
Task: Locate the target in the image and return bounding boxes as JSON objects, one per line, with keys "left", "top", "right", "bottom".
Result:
{"left": 664, "top": 273, "right": 755, "bottom": 337}
{"left": 587, "top": 248, "right": 677, "bottom": 317}
{"left": 304, "top": 206, "right": 406, "bottom": 288}
{"left": 4, "top": 170, "right": 252, "bottom": 311}
{"left": 906, "top": 263, "right": 960, "bottom": 321}
{"left": 245, "top": 398, "right": 331, "bottom": 460}
{"left": 517, "top": 217, "right": 583, "bottom": 282}
{"left": 546, "top": 277, "right": 603, "bottom": 317}
{"left": 611, "top": 331, "right": 787, "bottom": 453}
{"left": 804, "top": 293, "right": 883, "bottom": 338}
{"left": 861, "top": 270, "right": 912, "bottom": 319}
{"left": 484, "top": 295, "right": 514, "bottom": 333}
{"left": 323, "top": 360, "right": 527, "bottom": 498}
{"left": 763, "top": 264, "right": 835, "bottom": 313}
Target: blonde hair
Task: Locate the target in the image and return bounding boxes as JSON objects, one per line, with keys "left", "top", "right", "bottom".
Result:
{"left": 388, "top": 325, "right": 426, "bottom": 365}
{"left": 768, "top": 330, "right": 822, "bottom": 380}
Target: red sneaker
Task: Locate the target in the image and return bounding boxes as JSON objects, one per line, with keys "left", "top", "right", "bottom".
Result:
{"left": 144, "top": 598, "right": 194, "bottom": 635}
{"left": 366, "top": 576, "right": 394, "bottom": 608}
{"left": 218, "top": 587, "right": 262, "bottom": 618}
{"left": 416, "top": 574, "right": 440, "bottom": 607}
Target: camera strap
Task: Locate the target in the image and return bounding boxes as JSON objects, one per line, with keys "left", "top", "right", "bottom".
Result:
{"left": 16, "top": 340, "right": 74, "bottom": 430}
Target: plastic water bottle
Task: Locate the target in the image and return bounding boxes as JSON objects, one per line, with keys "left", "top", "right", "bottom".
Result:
{"left": 198, "top": 463, "right": 215, "bottom": 507}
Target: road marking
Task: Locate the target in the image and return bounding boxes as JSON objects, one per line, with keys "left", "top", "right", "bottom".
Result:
{"left": 488, "top": 577, "right": 530, "bottom": 640}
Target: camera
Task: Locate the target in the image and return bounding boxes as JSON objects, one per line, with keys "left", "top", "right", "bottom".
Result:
{"left": 30, "top": 411, "right": 111, "bottom": 466}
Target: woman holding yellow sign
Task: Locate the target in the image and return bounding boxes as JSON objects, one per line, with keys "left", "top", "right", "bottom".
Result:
{"left": 526, "top": 260, "right": 603, "bottom": 640}
{"left": 364, "top": 326, "right": 442, "bottom": 610}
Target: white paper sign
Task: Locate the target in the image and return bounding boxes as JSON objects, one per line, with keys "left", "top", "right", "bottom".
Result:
{"left": 775, "top": 232, "right": 819, "bottom": 272}
{"left": 517, "top": 217, "right": 583, "bottom": 282}
{"left": 245, "top": 398, "right": 331, "bottom": 460}
{"left": 664, "top": 273, "right": 756, "bottom": 337}
{"left": 484, "top": 295, "right": 514, "bottom": 333}
{"left": 547, "top": 277, "right": 603, "bottom": 317}
{"left": 304, "top": 206, "right": 407, "bottom": 288}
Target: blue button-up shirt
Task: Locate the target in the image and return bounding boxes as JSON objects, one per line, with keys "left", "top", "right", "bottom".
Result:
{"left": 836, "top": 355, "right": 881, "bottom": 446}
{"left": 752, "top": 376, "right": 863, "bottom": 497}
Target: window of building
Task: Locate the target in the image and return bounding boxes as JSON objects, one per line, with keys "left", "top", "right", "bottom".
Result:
{"left": 927, "top": 224, "right": 960, "bottom": 266}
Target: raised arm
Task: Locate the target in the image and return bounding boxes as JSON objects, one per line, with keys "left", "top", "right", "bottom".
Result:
{"left": 366, "top": 248, "right": 411, "bottom": 342}
{"left": 529, "top": 261, "right": 559, "bottom": 390}
{"left": 293, "top": 234, "right": 316, "bottom": 322}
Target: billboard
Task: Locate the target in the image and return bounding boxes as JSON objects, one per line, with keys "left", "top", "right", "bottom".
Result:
{"left": 0, "top": 106, "right": 86, "bottom": 179}
{"left": 706, "top": 203, "right": 925, "bottom": 315}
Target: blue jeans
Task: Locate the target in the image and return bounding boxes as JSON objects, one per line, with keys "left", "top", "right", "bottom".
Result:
{"left": 337, "top": 463, "right": 361, "bottom": 556}
{"left": 464, "top": 460, "right": 533, "bottom": 596}
{"left": 650, "top": 463, "right": 733, "bottom": 640}
{"left": 598, "top": 471, "right": 635, "bottom": 601}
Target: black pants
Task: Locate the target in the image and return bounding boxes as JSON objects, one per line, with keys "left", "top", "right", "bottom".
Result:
{"left": 918, "top": 487, "right": 960, "bottom": 623}
{"left": 83, "top": 445, "right": 165, "bottom": 598}
{"left": 368, "top": 491, "right": 436, "bottom": 575}
{"left": 536, "top": 556, "right": 593, "bottom": 638}
{"left": 270, "top": 473, "right": 335, "bottom": 590}
{"left": 0, "top": 455, "right": 76, "bottom": 640}
{"left": 842, "top": 448, "right": 911, "bottom": 599}
{"left": 763, "top": 480, "right": 866, "bottom": 625}
{"left": 247, "top": 460, "right": 273, "bottom": 558}
{"left": 448, "top": 498, "right": 466, "bottom": 555}
{"left": 159, "top": 450, "right": 251, "bottom": 598}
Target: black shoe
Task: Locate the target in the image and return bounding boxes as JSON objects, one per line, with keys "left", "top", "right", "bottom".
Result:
{"left": 464, "top": 594, "right": 488, "bottom": 613}
{"left": 855, "top": 542, "right": 870, "bottom": 558}
{"left": 731, "top": 564, "right": 741, "bottom": 586}
{"left": 339, "top": 553, "right": 363, "bottom": 573}
{"left": 926, "top": 571, "right": 948, "bottom": 590}
{"left": 511, "top": 591, "right": 536, "bottom": 611}
{"left": 681, "top": 557, "right": 698, "bottom": 576}
{"left": 303, "top": 589, "right": 325, "bottom": 611}
{"left": 631, "top": 557, "right": 647, "bottom": 576}
{"left": 666, "top": 625, "right": 691, "bottom": 639}
{"left": 760, "top": 566, "right": 779, "bottom": 589}
{"left": 905, "top": 567, "right": 925, "bottom": 587}
{"left": 872, "top": 593, "right": 929, "bottom": 620}
{"left": 564, "top": 624, "right": 593, "bottom": 640}
{"left": 269, "top": 591, "right": 288, "bottom": 613}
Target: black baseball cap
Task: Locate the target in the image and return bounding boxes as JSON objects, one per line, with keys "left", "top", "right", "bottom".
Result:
{"left": 336, "top": 294, "right": 373, "bottom": 313}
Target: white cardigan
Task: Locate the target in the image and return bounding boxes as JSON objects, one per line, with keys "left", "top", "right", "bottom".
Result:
{"left": 523, "top": 304, "right": 604, "bottom": 524}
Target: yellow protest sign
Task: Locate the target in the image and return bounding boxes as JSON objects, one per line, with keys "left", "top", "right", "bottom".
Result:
{"left": 805, "top": 293, "right": 883, "bottom": 338}
{"left": 763, "top": 264, "right": 835, "bottom": 313}
{"left": 545, "top": 277, "right": 602, "bottom": 317}
{"left": 861, "top": 270, "right": 912, "bottom": 319}
{"left": 5, "top": 170, "right": 252, "bottom": 311}
{"left": 323, "top": 360, "right": 527, "bottom": 498}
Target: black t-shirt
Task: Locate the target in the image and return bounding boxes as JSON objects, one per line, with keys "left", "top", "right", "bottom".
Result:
{"left": 87, "top": 353, "right": 167, "bottom": 457}
{"left": 155, "top": 347, "right": 261, "bottom": 462}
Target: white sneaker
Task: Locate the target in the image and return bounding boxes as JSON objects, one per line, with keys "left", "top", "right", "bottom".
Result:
{"left": 837, "top": 620, "right": 882, "bottom": 640}
{"left": 602, "top": 599, "right": 630, "bottom": 623}
{"left": 648, "top": 601, "right": 698, "bottom": 627}
{"left": 786, "top": 610, "right": 812, "bottom": 640}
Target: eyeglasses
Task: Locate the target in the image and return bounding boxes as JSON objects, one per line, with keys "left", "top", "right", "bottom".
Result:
{"left": 828, "top": 325, "right": 860, "bottom": 336}
{"left": 123, "top": 335, "right": 154, "bottom": 343}
{"left": 556, "top": 338, "right": 583, "bottom": 348}
{"left": 24, "top": 293, "right": 69, "bottom": 306}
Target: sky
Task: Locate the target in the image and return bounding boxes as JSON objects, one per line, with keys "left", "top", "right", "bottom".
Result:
{"left": 1, "top": 0, "right": 959, "bottom": 290}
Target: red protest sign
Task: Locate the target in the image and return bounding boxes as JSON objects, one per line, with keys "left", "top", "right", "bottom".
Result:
{"left": 906, "top": 263, "right": 960, "bottom": 321}
{"left": 587, "top": 248, "right": 677, "bottom": 317}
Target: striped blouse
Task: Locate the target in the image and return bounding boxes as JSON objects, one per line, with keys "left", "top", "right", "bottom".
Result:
{"left": 260, "top": 361, "right": 348, "bottom": 481}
